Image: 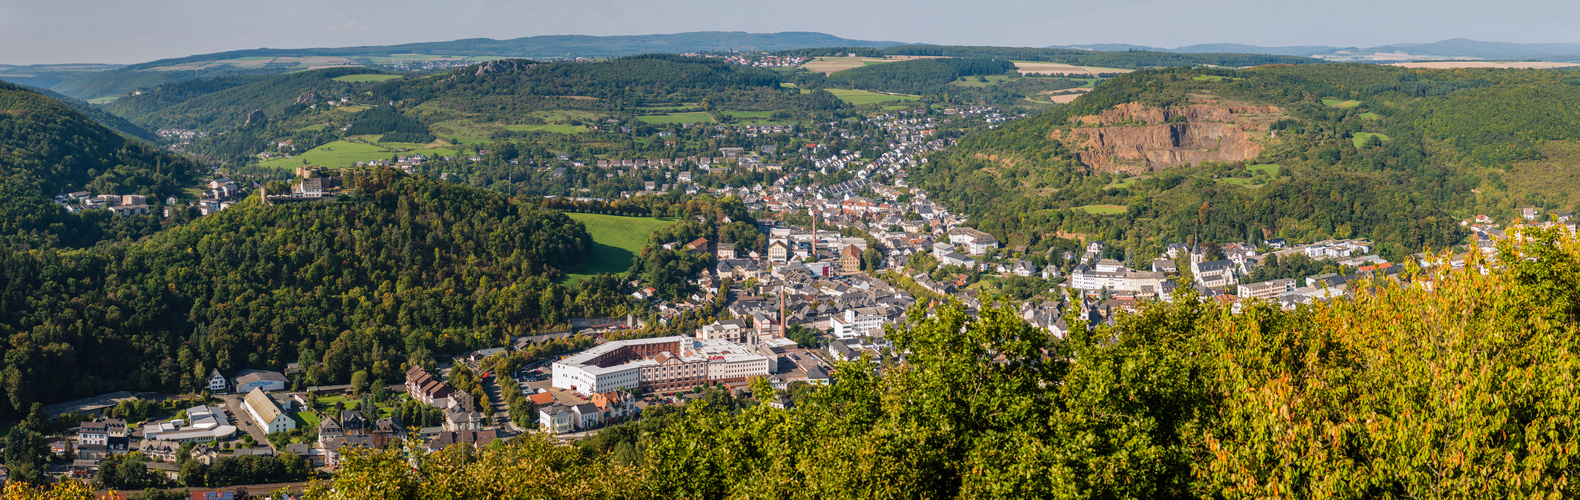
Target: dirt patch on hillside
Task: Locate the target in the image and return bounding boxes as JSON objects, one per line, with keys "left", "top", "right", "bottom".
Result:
{"left": 1052, "top": 102, "right": 1284, "bottom": 173}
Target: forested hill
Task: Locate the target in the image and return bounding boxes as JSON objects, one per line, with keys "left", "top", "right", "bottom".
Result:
{"left": 0, "top": 81, "right": 207, "bottom": 247}
{"left": 918, "top": 64, "right": 1580, "bottom": 260}
{"left": 16, "top": 85, "right": 156, "bottom": 142}
{"left": 0, "top": 171, "right": 625, "bottom": 419}
{"left": 826, "top": 57, "right": 1017, "bottom": 94}
{"left": 370, "top": 55, "right": 790, "bottom": 106}
{"left": 107, "top": 67, "right": 387, "bottom": 130}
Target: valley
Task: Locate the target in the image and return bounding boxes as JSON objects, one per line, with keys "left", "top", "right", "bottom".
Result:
{"left": 4, "top": 32, "right": 1580, "bottom": 499}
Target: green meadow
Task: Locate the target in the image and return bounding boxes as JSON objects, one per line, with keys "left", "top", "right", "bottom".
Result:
{"left": 1352, "top": 132, "right": 1392, "bottom": 147}
{"left": 826, "top": 89, "right": 920, "bottom": 104}
{"left": 1075, "top": 204, "right": 1127, "bottom": 215}
{"left": 636, "top": 112, "right": 715, "bottom": 124}
{"left": 564, "top": 213, "right": 680, "bottom": 283}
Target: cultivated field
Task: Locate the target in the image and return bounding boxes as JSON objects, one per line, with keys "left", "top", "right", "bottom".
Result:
{"left": 1391, "top": 61, "right": 1580, "bottom": 69}
{"left": 1041, "top": 88, "right": 1092, "bottom": 104}
{"left": 564, "top": 213, "right": 679, "bottom": 283}
{"left": 802, "top": 57, "right": 891, "bottom": 74}
{"left": 1013, "top": 61, "right": 1132, "bottom": 77}
{"left": 1322, "top": 99, "right": 1362, "bottom": 108}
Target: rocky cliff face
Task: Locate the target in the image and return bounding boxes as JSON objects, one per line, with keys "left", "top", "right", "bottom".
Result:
{"left": 1053, "top": 102, "right": 1283, "bottom": 173}
{"left": 474, "top": 59, "right": 535, "bottom": 76}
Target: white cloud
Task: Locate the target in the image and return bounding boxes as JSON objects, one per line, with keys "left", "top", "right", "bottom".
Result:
{"left": 327, "top": 20, "right": 369, "bottom": 33}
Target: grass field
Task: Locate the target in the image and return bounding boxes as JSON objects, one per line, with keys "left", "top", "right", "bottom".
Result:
{"left": 949, "top": 75, "right": 1013, "bottom": 87}
{"left": 636, "top": 112, "right": 715, "bottom": 124}
{"left": 259, "top": 140, "right": 459, "bottom": 170}
{"left": 564, "top": 213, "right": 679, "bottom": 283}
{"left": 1193, "top": 75, "right": 1243, "bottom": 82}
{"left": 431, "top": 120, "right": 496, "bottom": 145}
{"left": 1323, "top": 98, "right": 1362, "bottom": 108}
{"left": 1352, "top": 132, "right": 1392, "bottom": 147}
{"left": 530, "top": 110, "right": 603, "bottom": 122}
{"left": 1359, "top": 112, "right": 1381, "bottom": 120}
{"left": 1105, "top": 176, "right": 1143, "bottom": 189}
{"left": 1075, "top": 204, "right": 1128, "bottom": 215}
{"left": 826, "top": 89, "right": 920, "bottom": 105}
{"left": 504, "top": 124, "right": 588, "bottom": 133}
{"left": 1247, "top": 164, "right": 1281, "bottom": 176}
{"left": 292, "top": 411, "right": 320, "bottom": 429}
{"left": 87, "top": 96, "right": 118, "bottom": 104}
{"left": 333, "top": 74, "right": 403, "bottom": 83}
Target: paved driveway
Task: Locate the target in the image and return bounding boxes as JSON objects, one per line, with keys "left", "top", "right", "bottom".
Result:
{"left": 218, "top": 394, "right": 276, "bottom": 451}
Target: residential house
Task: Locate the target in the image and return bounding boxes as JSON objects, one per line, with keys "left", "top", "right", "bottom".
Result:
{"left": 538, "top": 405, "right": 575, "bottom": 434}
{"left": 76, "top": 418, "right": 129, "bottom": 458}
{"left": 369, "top": 418, "right": 407, "bottom": 449}
{"left": 592, "top": 392, "right": 632, "bottom": 420}
{"left": 206, "top": 368, "right": 228, "bottom": 393}
{"left": 317, "top": 417, "right": 344, "bottom": 445}
{"left": 405, "top": 366, "right": 456, "bottom": 408}
{"left": 340, "top": 410, "right": 367, "bottom": 435}
{"left": 425, "top": 429, "right": 498, "bottom": 452}
{"left": 698, "top": 319, "right": 752, "bottom": 343}
{"left": 1151, "top": 258, "right": 1179, "bottom": 275}
{"left": 443, "top": 406, "right": 483, "bottom": 431}
{"left": 573, "top": 403, "right": 602, "bottom": 429}
{"left": 947, "top": 227, "right": 999, "bottom": 255}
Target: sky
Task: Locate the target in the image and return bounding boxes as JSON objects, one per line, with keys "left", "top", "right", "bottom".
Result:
{"left": 3, "top": 0, "right": 1580, "bottom": 65}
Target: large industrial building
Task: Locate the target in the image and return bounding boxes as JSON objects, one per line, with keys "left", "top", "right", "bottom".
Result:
{"left": 552, "top": 336, "right": 771, "bottom": 396}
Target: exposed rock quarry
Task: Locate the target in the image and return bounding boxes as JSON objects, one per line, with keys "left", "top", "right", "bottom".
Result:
{"left": 296, "top": 90, "right": 321, "bottom": 105}
{"left": 243, "top": 109, "right": 266, "bottom": 126}
{"left": 474, "top": 59, "right": 535, "bottom": 76}
{"left": 1053, "top": 102, "right": 1283, "bottom": 173}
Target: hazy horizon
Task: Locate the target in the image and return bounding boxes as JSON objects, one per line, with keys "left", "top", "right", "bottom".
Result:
{"left": 4, "top": 0, "right": 1580, "bottom": 65}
